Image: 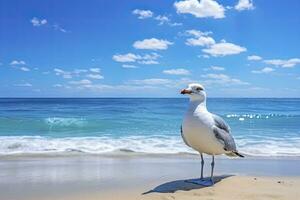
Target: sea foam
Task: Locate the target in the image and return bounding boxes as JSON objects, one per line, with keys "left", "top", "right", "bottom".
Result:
{"left": 1, "top": 135, "right": 300, "bottom": 157}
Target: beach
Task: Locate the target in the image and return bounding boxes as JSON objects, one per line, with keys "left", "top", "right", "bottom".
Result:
{"left": 1, "top": 154, "right": 300, "bottom": 200}
{"left": 2, "top": 0, "right": 300, "bottom": 198}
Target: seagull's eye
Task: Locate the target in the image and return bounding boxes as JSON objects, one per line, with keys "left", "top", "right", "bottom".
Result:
{"left": 196, "top": 87, "right": 203, "bottom": 91}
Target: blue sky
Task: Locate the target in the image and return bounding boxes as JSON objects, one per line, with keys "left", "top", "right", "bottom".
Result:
{"left": 0, "top": 0, "right": 300, "bottom": 97}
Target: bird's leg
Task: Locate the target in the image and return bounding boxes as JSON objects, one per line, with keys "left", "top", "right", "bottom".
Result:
{"left": 210, "top": 155, "right": 215, "bottom": 185}
{"left": 200, "top": 153, "right": 204, "bottom": 180}
{"left": 185, "top": 153, "right": 213, "bottom": 186}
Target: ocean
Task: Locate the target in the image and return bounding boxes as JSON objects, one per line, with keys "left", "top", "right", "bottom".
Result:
{"left": 0, "top": 98, "right": 299, "bottom": 157}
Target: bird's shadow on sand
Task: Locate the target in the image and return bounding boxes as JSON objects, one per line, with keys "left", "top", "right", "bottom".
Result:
{"left": 143, "top": 175, "right": 233, "bottom": 194}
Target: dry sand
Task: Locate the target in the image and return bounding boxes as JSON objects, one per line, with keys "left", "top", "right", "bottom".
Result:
{"left": 53, "top": 176, "right": 300, "bottom": 200}
{"left": 141, "top": 176, "right": 300, "bottom": 200}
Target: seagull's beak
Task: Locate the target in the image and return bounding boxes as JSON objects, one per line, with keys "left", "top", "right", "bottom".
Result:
{"left": 180, "top": 89, "right": 192, "bottom": 95}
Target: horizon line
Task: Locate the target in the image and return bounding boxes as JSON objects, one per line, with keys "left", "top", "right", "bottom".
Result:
{"left": 0, "top": 97, "right": 300, "bottom": 99}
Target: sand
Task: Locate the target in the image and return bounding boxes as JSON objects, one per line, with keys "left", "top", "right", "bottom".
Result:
{"left": 68, "top": 176, "right": 300, "bottom": 200}
{"left": 1, "top": 155, "right": 300, "bottom": 200}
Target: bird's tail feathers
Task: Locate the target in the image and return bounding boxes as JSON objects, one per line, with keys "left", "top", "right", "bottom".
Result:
{"left": 226, "top": 151, "right": 244, "bottom": 158}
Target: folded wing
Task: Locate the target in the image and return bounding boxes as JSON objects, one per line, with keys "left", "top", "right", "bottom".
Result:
{"left": 212, "top": 114, "right": 243, "bottom": 157}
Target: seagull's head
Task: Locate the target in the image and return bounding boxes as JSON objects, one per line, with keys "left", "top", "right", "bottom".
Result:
{"left": 180, "top": 83, "right": 206, "bottom": 102}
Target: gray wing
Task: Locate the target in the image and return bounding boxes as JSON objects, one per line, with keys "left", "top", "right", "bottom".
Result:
{"left": 180, "top": 125, "right": 190, "bottom": 147}
{"left": 212, "top": 114, "right": 236, "bottom": 151}
{"left": 212, "top": 114, "right": 231, "bottom": 133}
{"left": 213, "top": 126, "right": 237, "bottom": 151}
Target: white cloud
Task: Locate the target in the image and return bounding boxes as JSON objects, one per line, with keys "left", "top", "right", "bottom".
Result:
{"left": 138, "top": 60, "right": 159, "bottom": 65}
{"left": 54, "top": 68, "right": 72, "bottom": 79}
{"left": 133, "top": 38, "right": 173, "bottom": 50}
{"left": 53, "top": 24, "right": 67, "bottom": 33}
{"left": 169, "top": 22, "right": 183, "bottom": 26}
{"left": 69, "top": 79, "right": 92, "bottom": 85}
{"left": 30, "top": 17, "right": 47, "bottom": 26}
{"left": 201, "top": 73, "right": 249, "bottom": 85}
{"left": 54, "top": 68, "right": 65, "bottom": 74}
{"left": 155, "top": 15, "right": 170, "bottom": 25}
{"left": 10, "top": 60, "right": 26, "bottom": 65}
{"left": 138, "top": 53, "right": 160, "bottom": 64}
{"left": 89, "top": 68, "right": 101, "bottom": 73}
{"left": 9, "top": 60, "right": 31, "bottom": 71}
{"left": 73, "top": 77, "right": 201, "bottom": 95}
{"left": 185, "top": 29, "right": 215, "bottom": 47}
{"left": 203, "top": 66, "right": 225, "bottom": 71}
{"left": 132, "top": 10, "right": 181, "bottom": 27}
{"left": 186, "top": 29, "right": 212, "bottom": 37}
{"left": 202, "top": 41, "right": 246, "bottom": 56}
{"left": 14, "top": 83, "right": 32, "bottom": 87}
{"left": 74, "top": 69, "right": 88, "bottom": 74}
{"left": 31, "top": 17, "right": 68, "bottom": 32}
{"left": 184, "top": 30, "right": 246, "bottom": 57}
{"left": 20, "top": 67, "right": 30, "bottom": 72}
{"left": 74, "top": 83, "right": 164, "bottom": 93}
{"left": 252, "top": 67, "right": 274, "bottom": 74}
{"left": 163, "top": 68, "right": 190, "bottom": 75}
{"left": 132, "top": 9, "right": 153, "bottom": 19}
{"left": 154, "top": 15, "right": 182, "bottom": 26}
{"left": 122, "top": 64, "right": 138, "bottom": 69}
{"left": 186, "top": 35, "right": 215, "bottom": 47}
{"left": 263, "top": 58, "right": 300, "bottom": 68}
{"left": 76, "top": 84, "right": 113, "bottom": 90}
{"left": 247, "top": 55, "right": 262, "bottom": 61}
{"left": 174, "top": 0, "right": 225, "bottom": 19}
{"left": 86, "top": 74, "right": 104, "bottom": 80}
{"left": 129, "top": 78, "right": 172, "bottom": 85}
{"left": 210, "top": 66, "right": 225, "bottom": 71}
{"left": 112, "top": 53, "right": 141, "bottom": 62}
{"left": 141, "top": 53, "right": 160, "bottom": 60}
{"left": 113, "top": 53, "right": 160, "bottom": 65}
{"left": 54, "top": 68, "right": 91, "bottom": 79}
{"left": 235, "top": 0, "right": 254, "bottom": 11}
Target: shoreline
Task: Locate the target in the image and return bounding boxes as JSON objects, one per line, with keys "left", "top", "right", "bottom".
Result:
{"left": 1, "top": 155, "right": 300, "bottom": 200}
{"left": 2, "top": 151, "right": 300, "bottom": 160}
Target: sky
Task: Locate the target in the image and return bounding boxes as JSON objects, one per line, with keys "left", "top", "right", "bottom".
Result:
{"left": 0, "top": 0, "right": 300, "bottom": 97}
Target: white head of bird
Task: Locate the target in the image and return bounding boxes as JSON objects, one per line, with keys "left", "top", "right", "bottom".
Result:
{"left": 180, "top": 83, "right": 206, "bottom": 102}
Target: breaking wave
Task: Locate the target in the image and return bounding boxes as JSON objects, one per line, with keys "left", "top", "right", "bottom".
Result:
{"left": 1, "top": 135, "right": 300, "bottom": 157}
{"left": 44, "top": 117, "right": 87, "bottom": 127}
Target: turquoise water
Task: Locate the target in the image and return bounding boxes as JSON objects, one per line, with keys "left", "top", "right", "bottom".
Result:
{"left": 0, "top": 98, "right": 299, "bottom": 156}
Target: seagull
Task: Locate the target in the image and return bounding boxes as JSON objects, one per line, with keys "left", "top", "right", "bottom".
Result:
{"left": 180, "top": 83, "right": 243, "bottom": 186}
